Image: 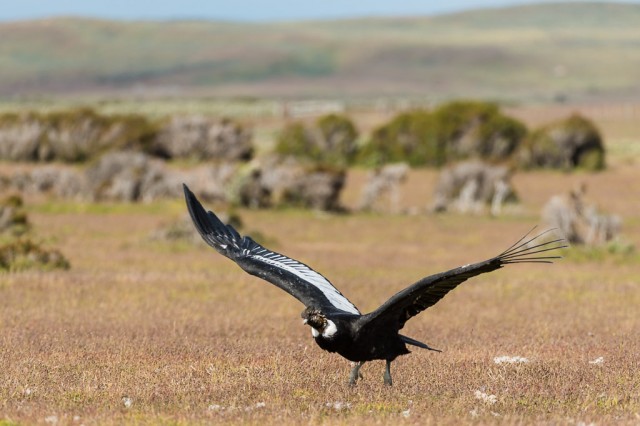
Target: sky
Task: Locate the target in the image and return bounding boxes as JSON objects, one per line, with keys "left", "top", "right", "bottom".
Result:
{"left": 1, "top": 0, "right": 638, "bottom": 22}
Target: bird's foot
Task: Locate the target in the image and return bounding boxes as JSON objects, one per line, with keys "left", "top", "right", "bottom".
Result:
{"left": 348, "top": 361, "right": 365, "bottom": 386}
{"left": 348, "top": 374, "right": 363, "bottom": 386}
{"left": 348, "top": 374, "right": 361, "bottom": 386}
{"left": 383, "top": 360, "right": 393, "bottom": 386}
{"left": 383, "top": 375, "right": 393, "bottom": 386}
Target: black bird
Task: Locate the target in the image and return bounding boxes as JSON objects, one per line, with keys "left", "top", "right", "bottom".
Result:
{"left": 183, "top": 184, "right": 565, "bottom": 386}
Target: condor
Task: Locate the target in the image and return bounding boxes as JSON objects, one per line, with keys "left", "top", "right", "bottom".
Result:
{"left": 183, "top": 184, "right": 564, "bottom": 386}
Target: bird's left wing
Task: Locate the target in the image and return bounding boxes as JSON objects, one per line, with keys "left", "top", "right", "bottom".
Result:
{"left": 360, "top": 229, "right": 565, "bottom": 332}
{"left": 184, "top": 184, "right": 360, "bottom": 315}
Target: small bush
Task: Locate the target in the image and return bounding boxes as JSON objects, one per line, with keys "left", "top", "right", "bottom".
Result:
{"left": 9, "top": 166, "right": 86, "bottom": 199}
{"left": 275, "top": 114, "right": 359, "bottom": 167}
{"left": 238, "top": 156, "right": 347, "bottom": 211}
{"left": 151, "top": 115, "right": 253, "bottom": 161}
{"left": 434, "top": 100, "right": 527, "bottom": 162}
{"left": 280, "top": 164, "right": 346, "bottom": 211}
{"left": 0, "top": 239, "right": 70, "bottom": 272}
{"left": 276, "top": 122, "right": 315, "bottom": 159}
{"left": 316, "top": 114, "right": 359, "bottom": 165}
{"left": 358, "top": 109, "right": 439, "bottom": 167}
{"left": 0, "top": 108, "right": 254, "bottom": 164}
{"left": 358, "top": 101, "right": 527, "bottom": 167}
{"left": 431, "top": 160, "right": 517, "bottom": 214}
{"left": 520, "top": 114, "right": 605, "bottom": 171}
{"left": 0, "top": 195, "right": 29, "bottom": 236}
{"left": 0, "top": 196, "right": 70, "bottom": 273}
{"left": 85, "top": 152, "right": 177, "bottom": 202}
{"left": 0, "top": 108, "right": 160, "bottom": 163}
{"left": 234, "top": 168, "right": 272, "bottom": 209}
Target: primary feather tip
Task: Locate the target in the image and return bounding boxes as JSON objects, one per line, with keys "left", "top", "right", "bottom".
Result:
{"left": 183, "top": 183, "right": 193, "bottom": 198}
{"left": 499, "top": 228, "right": 568, "bottom": 264}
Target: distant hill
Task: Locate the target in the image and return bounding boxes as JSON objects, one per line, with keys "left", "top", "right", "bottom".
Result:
{"left": 1, "top": 2, "right": 640, "bottom": 101}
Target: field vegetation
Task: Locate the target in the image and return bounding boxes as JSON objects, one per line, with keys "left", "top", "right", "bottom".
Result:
{"left": 276, "top": 113, "right": 359, "bottom": 167}
{"left": 0, "top": 101, "right": 639, "bottom": 424}
{"left": 357, "top": 101, "right": 528, "bottom": 167}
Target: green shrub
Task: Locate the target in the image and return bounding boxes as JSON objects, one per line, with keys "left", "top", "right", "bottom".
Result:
{"left": 0, "top": 196, "right": 70, "bottom": 272}
{"left": 358, "top": 101, "right": 527, "bottom": 167}
{"left": 45, "top": 108, "right": 161, "bottom": 160}
{"left": 275, "top": 113, "right": 359, "bottom": 166}
{"left": 0, "top": 239, "right": 70, "bottom": 272}
{"left": 316, "top": 113, "right": 359, "bottom": 165}
{"left": 0, "top": 107, "right": 161, "bottom": 163}
{"left": 520, "top": 114, "right": 605, "bottom": 171}
{"left": 433, "top": 100, "right": 527, "bottom": 162}
{"left": 578, "top": 148, "right": 605, "bottom": 171}
{"left": 276, "top": 122, "right": 317, "bottom": 159}
{"left": 0, "top": 195, "right": 29, "bottom": 237}
{"left": 358, "top": 109, "right": 439, "bottom": 167}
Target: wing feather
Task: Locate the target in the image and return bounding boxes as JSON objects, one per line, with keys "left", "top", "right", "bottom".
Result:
{"left": 361, "top": 228, "right": 566, "bottom": 331}
{"left": 184, "top": 184, "right": 360, "bottom": 315}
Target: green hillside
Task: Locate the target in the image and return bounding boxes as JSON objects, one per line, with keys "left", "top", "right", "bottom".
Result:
{"left": 1, "top": 2, "right": 639, "bottom": 101}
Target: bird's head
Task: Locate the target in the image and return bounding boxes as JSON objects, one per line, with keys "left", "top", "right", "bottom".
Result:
{"left": 301, "top": 307, "right": 327, "bottom": 330}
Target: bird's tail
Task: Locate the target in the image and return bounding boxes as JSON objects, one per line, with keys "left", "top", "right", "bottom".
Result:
{"left": 400, "top": 334, "right": 441, "bottom": 352}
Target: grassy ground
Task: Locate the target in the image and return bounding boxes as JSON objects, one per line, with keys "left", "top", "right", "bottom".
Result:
{"left": 1, "top": 159, "right": 639, "bottom": 424}
{"left": 1, "top": 99, "right": 639, "bottom": 424}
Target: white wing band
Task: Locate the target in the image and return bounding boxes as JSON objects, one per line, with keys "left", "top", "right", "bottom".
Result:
{"left": 251, "top": 249, "right": 360, "bottom": 314}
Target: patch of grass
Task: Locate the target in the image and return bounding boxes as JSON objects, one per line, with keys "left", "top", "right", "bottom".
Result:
{"left": 354, "top": 401, "right": 407, "bottom": 415}
{"left": 0, "top": 159, "right": 639, "bottom": 424}
{"left": 32, "top": 199, "right": 185, "bottom": 215}
{"left": 562, "top": 240, "right": 637, "bottom": 263}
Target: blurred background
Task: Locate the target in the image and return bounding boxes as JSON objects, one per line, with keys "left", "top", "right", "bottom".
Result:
{"left": 2, "top": 0, "right": 640, "bottom": 100}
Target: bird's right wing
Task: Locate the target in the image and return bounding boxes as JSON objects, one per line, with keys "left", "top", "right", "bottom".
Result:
{"left": 183, "top": 184, "right": 360, "bottom": 315}
{"left": 360, "top": 229, "right": 566, "bottom": 332}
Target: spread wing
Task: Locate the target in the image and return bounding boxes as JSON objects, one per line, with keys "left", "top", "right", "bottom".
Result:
{"left": 183, "top": 184, "right": 360, "bottom": 315}
{"left": 360, "top": 229, "right": 566, "bottom": 332}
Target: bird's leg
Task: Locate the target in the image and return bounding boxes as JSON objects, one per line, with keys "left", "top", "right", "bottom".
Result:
{"left": 348, "top": 361, "right": 365, "bottom": 386}
{"left": 383, "top": 360, "right": 393, "bottom": 386}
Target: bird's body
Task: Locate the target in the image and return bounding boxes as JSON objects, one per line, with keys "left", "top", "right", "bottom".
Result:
{"left": 304, "top": 311, "right": 410, "bottom": 363}
{"left": 183, "top": 184, "right": 565, "bottom": 385}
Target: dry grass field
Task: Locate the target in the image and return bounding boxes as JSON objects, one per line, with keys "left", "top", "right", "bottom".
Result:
{"left": 1, "top": 106, "right": 640, "bottom": 425}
